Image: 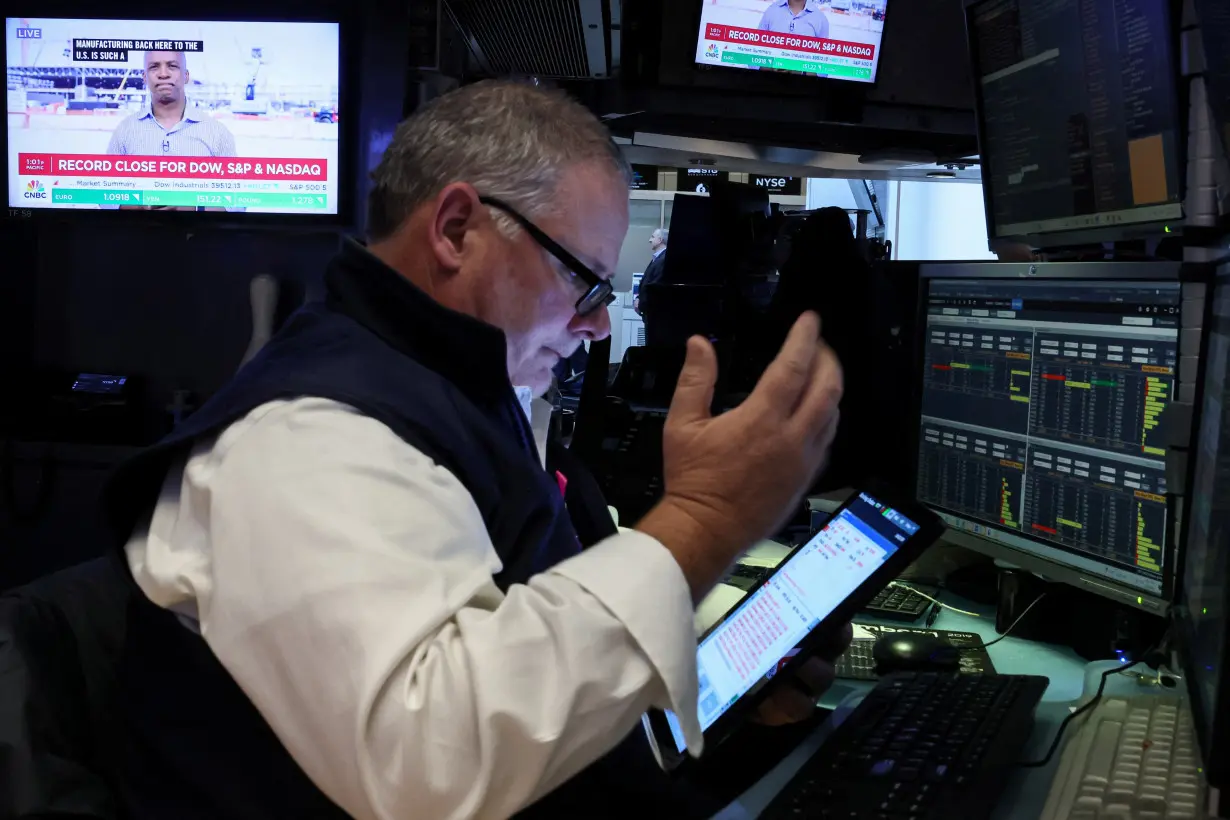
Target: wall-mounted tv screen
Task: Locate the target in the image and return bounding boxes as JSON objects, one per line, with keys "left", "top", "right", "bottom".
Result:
{"left": 695, "top": 0, "right": 888, "bottom": 84}
{"left": 6, "top": 17, "right": 340, "bottom": 215}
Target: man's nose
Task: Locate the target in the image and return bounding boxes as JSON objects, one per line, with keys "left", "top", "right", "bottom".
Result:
{"left": 571, "top": 303, "right": 611, "bottom": 342}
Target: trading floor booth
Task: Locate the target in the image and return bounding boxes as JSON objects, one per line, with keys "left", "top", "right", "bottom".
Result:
{"left": 578, "top": 0, "right": 1230, "bottom": 815}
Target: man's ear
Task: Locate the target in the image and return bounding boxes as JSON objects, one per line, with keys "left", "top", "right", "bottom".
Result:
{"left": 428, "top": 183, "right": 483, "bottom": 275}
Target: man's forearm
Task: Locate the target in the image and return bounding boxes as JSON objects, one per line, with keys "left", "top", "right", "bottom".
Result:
{"left": 636, "top": 498, "right": 741, "bottom": 604}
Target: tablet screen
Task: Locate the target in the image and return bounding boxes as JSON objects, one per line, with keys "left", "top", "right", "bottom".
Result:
{"left": 664, "top": 492, "right": 921, "bottom": 753}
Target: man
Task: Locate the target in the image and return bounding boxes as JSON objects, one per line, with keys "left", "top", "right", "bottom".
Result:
{"left": 108, "top": 50, "right": 236, "bottom": 212}
{"left": 633, "top": 227, "right": 668, "bottom": 317}
{"left": 108, "top": 50, "right": 236, "bottom": 158}
{"left": 758, "top": 0, "right": 831, "bottom": 37}
{"left": 106, "top": 81, "right": 844, "bottom": 819}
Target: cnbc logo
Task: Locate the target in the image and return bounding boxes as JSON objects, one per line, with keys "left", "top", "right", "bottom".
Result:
{"left": 24, "top": 180, "right": 47, "bottom": 199}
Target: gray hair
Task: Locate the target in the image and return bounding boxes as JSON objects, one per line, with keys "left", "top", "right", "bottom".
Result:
{"left": 654, "top": 228, "right": 669, "bottom": 244}
{"left": 367, "top": 80, "right": 631, "bottom": 241}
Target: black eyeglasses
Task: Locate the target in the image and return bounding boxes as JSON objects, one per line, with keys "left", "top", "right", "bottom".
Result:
{"left": 479, "top": 195, "right": 616, "bottom": 317}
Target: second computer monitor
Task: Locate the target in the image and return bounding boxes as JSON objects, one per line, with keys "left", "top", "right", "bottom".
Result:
{"left": 1175, "top": 259, "right": 1230, "bottom": 788}
{"left": 914, "top": 264, "right": 1189, "bottom": 611}
{"left": 966, "top": 0, "right": 1184, "bottom": 246}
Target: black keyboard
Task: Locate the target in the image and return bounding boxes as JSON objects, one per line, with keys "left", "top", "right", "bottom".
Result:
{"left": 833, "top": 638, "right": 878, "bottom": 681}
{"left": 761, "top": 672, "right": 1048, "bottom": 819}
{"left": 861, "top": 585, "right": 932, "bottom": 622}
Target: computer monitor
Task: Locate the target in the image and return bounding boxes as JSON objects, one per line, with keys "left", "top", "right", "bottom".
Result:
{"left": 5, "top": 16, "right": 343, "bottom": 219}
{"left": 965, "top": 0, "right": 1184, "bottom": 247}
{"left": 913, "top": 262, "right": 1200, "bottom": 613}
{"left": 694, "top": 0, "right": 890, "bottom": 84}
{"left": 1175, "top": 259, "right": 1230, "bottom": 790}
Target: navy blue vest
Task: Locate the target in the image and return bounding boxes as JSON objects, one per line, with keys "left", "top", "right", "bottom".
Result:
{"left": 104, "top": 240, "right": 718, "bottom": 819}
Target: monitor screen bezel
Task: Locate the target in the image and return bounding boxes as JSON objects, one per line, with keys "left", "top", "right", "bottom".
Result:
{"left": 1173, "top": 256, "right": 1230, "bottom": 787}
{"left": 962, "top": 0, "right": 1188, "bottom": 250}
{"left": 909, "top": 261, "right": 1190, "bottom": 614}
{"left": 688, "top": 0, "right": 893, "bottom": 90}
{"left": 2, "top": 10, "right": 358, "bottom": 229}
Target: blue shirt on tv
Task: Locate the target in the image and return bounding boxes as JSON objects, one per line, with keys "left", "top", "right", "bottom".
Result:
{"left": 107, "top": 98, "right": 236, "bottom": 157}
{"left": 758, "top": 0, "right": 830, "bottom": 38}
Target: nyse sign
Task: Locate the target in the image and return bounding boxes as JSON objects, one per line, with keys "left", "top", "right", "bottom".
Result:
{"left": 750, "top": 174, "right": 802, "bottom": 195}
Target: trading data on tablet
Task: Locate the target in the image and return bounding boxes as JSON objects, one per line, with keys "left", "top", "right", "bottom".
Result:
{"left": 663, "top": 492, "right": 918, "bottom": 752}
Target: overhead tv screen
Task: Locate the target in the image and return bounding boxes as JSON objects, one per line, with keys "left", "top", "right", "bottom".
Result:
{"left": 695, "top": 0, "right": 888, "bottom": 83}
{"left": 6, "top": 18, "right": 340, "bottom": 214}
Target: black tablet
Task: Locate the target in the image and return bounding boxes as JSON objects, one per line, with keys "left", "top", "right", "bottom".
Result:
{"left": 649, "top": 488, "right": 946, "bottom": 763}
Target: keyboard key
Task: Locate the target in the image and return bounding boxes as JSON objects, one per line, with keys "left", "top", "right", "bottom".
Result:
{"left": 1079, "top": 719, "right": 1123, "bottom": 787}
{"left": 1139, "top": 795, "right": 1168, "bottom": 813}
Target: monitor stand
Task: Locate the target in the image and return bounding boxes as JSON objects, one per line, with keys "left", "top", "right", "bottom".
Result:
{"left": 987, "top": 564, "right": 1169, "bottom": 661}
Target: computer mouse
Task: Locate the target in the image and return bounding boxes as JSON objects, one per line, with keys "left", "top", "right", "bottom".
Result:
{"left": 872, "top": 633, "right": 962, "bottom": 674}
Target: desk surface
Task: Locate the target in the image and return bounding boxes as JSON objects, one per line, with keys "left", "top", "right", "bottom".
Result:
{"left": 714, "top": 595, "right": 1134, "bottom": 819}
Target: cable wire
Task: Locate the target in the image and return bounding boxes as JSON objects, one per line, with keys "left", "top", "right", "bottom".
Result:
{"left": 1018, "top": 660, "right": 1143, "bottom": 768}
{"left": 887, "top": 581, "right": 982, "bottom": 618}
{"left": 975, "top": 592, "right": 1047, "bottom": 650}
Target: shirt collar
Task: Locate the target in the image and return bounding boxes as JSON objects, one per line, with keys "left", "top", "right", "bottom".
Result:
{"left": 652, "top": 246, "right": 666, "bottom": 259}
{"left": 325, "top": 238, "right": 515, "bottom": 406}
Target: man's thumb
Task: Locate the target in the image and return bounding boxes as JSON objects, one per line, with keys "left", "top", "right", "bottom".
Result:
{"left": 670, "top": 336, "right": 718, "bottom": 424}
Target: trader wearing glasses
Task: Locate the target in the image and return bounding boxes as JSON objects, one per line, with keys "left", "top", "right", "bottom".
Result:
{"left": 107, "top": 80, "right": 844, "bottom": 820}
{"left": 758, "top": 0, "right": 831, "bottom": 38}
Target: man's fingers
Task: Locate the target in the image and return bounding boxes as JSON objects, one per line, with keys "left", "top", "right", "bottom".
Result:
{"left": 791, "top": 341, "right": 843, "bottom": 437}
{"left": 755, "top": 687, "right": 816, "bottom": 726}
{"left": 794, "top": 656, "right": 836, "bottom": 695}
{"left": 668, "top": 336, "right": 718, "bottom": 426}
{"left": 753, "top": 312, "right": 821, "bottom": 415}
{"left": 797, "top": 339, "right": 846, "bottom": 420}
{"left": 836, "top": 622, "right": 855, "bottom": 653}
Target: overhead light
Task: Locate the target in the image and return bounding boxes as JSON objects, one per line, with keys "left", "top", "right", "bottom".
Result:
{"left": 927, "top": 171, "right": 958, "bottom": 178}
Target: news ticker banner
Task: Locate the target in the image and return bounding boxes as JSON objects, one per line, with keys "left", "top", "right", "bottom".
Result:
{"left": 702, "top": 23, "right": 877, "bottom": 80}
{"left": 18, "top": 153, "right": 331, "bottom": 210}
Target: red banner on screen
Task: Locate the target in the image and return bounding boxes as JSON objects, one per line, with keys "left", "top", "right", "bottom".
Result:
{"left": 18, "top": 153, "right": 328, "bottom": 181}
{"left": 703, "top": 23, "right": 876, "bottom": 60}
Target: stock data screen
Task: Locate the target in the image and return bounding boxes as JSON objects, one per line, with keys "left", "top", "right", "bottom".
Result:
{"left": 968, "top": 0, "right": 1183, "bottom": 239}
{"left": 917, "top": 279, "right": 1178, "bottom": 595}
{"left": 662, "top": 493, "right": 914, "bottom": 753}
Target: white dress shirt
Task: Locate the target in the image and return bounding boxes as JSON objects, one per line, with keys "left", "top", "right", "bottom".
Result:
{"left": 124, "top": 396, "right": 702, "bottom": 820}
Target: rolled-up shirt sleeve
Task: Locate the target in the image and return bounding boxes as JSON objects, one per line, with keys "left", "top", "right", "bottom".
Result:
{"left": 139, "top": 398, "right": 701, "bottom": 820}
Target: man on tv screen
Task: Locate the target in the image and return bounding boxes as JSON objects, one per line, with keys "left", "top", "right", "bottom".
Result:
{"left": 107, "top": 50, "right": 236, "bottom": 157}
{"left": 758, "top": 0, "right": 830, "bottom": 38}
{"left": 6, "top": 18, "right": 341, "bottom": 215}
